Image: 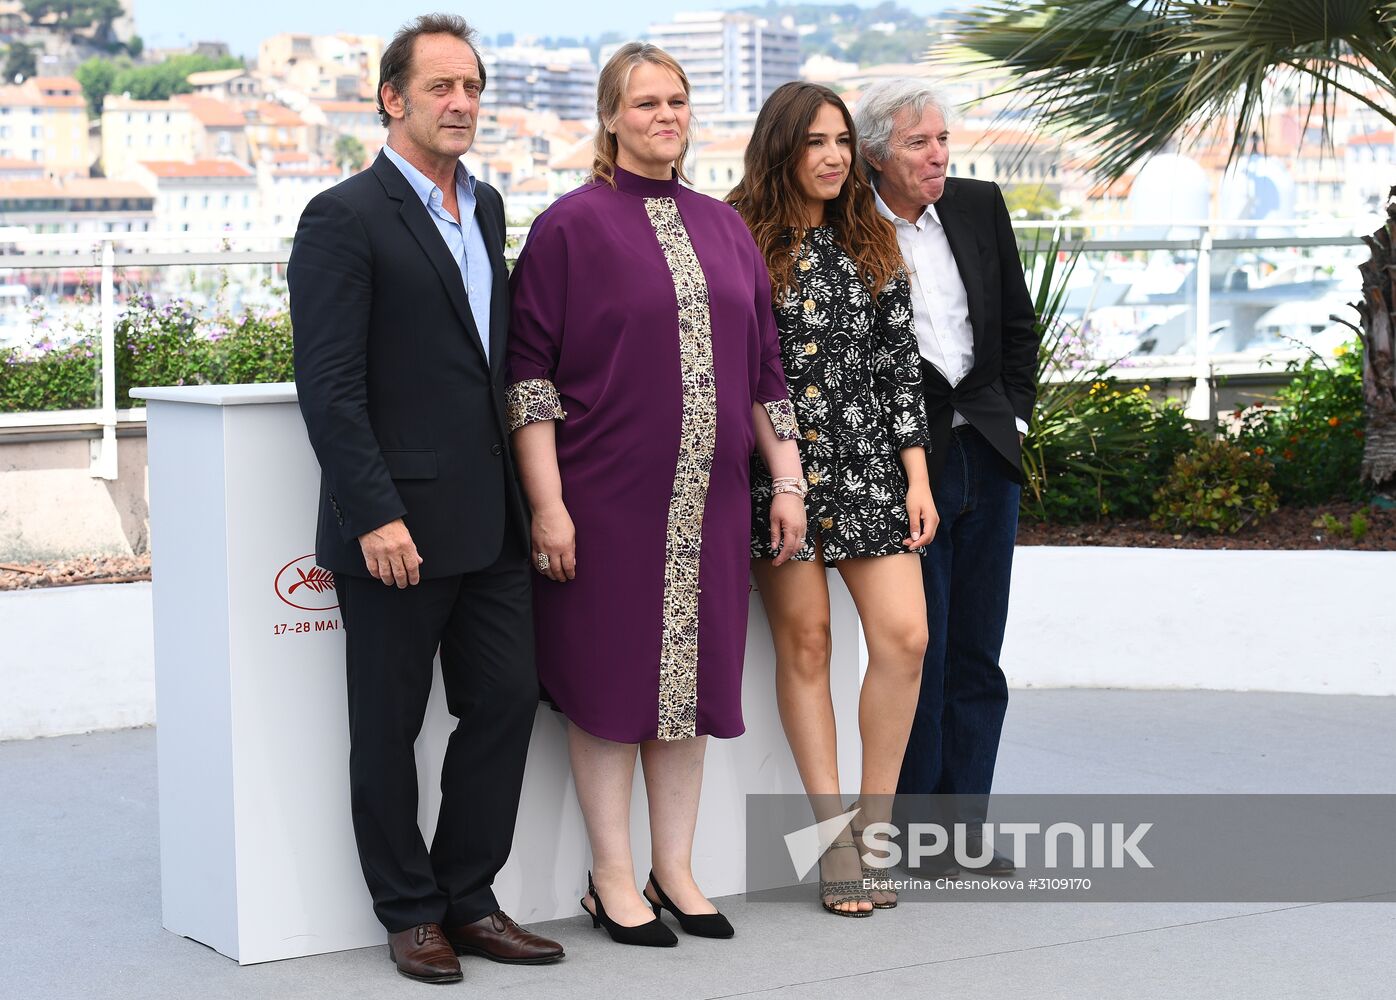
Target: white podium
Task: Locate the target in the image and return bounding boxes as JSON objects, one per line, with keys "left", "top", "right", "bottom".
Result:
{"left": 135, "top": 382, "right": 867, "bottom": 964}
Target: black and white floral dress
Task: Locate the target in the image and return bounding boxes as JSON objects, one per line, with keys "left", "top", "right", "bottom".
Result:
{"left": 750, "top": 225, "right": 930, "bottom": 565}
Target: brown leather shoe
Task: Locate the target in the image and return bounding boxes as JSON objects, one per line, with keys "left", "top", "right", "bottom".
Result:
{"left": 445, "top": 909, "right": 565, "bottom": 964}
{"left": 387, "top": 923, "right": 463, "bottom": 983}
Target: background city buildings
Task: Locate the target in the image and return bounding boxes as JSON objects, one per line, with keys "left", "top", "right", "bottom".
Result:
{"left": 0, "top": 3, "right": 1389, "bottom": 238}
{"left": 647, "top": 11, "right": 800, "bottom": 117}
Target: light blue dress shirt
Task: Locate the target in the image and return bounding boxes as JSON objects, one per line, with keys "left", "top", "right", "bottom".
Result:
{"left": 382, "top": 144, "right": 493, "bottom": 357}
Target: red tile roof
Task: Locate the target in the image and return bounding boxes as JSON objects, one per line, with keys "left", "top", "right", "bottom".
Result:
{"left": 31, "top": 76, "right": 83, "bottom": 93}
{"left": 255, "top": 101, "right": 305, "bottom": 127}
{"left": 138, "top": 159, "right": 255, "bottom": 179}
{"left": 173, "top": 95, "right": 247, "bottom": 128}
{"left": 548, "top": 138, "right": 593, "bottom": 171}
{"left": 0, "top": 178, "right": 153, "bottom": 199}
{"left": 1348, "top": 130, "right": 1395, "bottom": 147}
{"left": 315, "top": 99, "right": 379, "bottom": 115}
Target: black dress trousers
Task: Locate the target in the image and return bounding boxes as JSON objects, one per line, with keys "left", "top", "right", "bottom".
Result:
{"left": 335, "top": 515, "right": 537, "bottom": 932}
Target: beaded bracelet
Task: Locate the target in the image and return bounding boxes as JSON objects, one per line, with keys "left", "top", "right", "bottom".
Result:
{"left": 771, "top": 477, "right": 808, "bottom": 500}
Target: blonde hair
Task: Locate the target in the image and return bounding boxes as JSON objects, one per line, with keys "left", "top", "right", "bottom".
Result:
{"left": 591, "top": 42, "right": 693, "bottom": 187}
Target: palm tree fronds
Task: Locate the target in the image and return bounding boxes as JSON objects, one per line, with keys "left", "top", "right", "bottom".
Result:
{"left": 943, "top": 0, "right": 1396, "bottom": 182}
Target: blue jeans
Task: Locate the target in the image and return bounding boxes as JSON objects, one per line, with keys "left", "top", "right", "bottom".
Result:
{"left": 897, "top": 425, "right": 1020, "bottom": 826}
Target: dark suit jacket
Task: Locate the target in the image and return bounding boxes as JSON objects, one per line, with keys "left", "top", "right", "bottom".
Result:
{"left": 288, "top": 151, "right": 526, "bottom": 579}
{"left": 921, "top": 178, "right": 1039, "bottom": 487}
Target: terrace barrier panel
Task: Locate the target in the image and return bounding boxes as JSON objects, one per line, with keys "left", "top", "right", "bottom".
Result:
{"left": 132, "top": 382, "right": 865, "bottom": 963}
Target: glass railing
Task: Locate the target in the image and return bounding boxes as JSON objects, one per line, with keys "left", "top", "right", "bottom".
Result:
{"left": 0, "top": 217, "right": 1378, "bottom": 476}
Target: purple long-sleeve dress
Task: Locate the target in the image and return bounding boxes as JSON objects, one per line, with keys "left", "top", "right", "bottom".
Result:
{"left": 506, "top": 166, "right": 798, "bottom": 743}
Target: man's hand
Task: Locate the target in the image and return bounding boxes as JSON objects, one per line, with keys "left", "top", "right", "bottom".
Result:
{"left": 359, "top": 518, "right": 423, "bottom": 588}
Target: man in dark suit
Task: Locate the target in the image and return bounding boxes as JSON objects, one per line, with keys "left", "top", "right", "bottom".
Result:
{"left": 288, "top": 13, "right": 561, "bottom": 983}
{"left": 855, "top": 80, "right": 1040, "bottom": 876}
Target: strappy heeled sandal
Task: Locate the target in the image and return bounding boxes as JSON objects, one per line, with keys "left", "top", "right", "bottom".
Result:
{"left": 857, "top": 856, "right": 898, "bottom": 909}
{"left": 849, "top": 802, "right": 898, "bottom": 908}
{"left": 819, "top": 840, "right": 873, "bottom": 917}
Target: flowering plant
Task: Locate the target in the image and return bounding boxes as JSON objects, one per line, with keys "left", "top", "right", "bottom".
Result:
{"left": 1, "top": 286, "right": 293, "bottom": 414}
{"left": 1231, "top": 339, "right": 1366, "bottom": 505}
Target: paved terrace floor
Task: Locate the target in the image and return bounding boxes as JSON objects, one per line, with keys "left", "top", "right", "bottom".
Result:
{"left": 4, "top": 690, "right": 1394, "bottom": 1000}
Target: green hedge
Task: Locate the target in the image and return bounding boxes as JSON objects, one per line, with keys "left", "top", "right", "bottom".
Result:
{"left": 1020, "top": 340, "right": 1367, "bottom": 524}
{"left": 1025, "top": 379, "right": 1196, "bottom": 523}
{"left": 0, "top": 293, "right": 293, "bottom": 414}
{"left": 0, "top": 288, "right": 1371, "bottom": 523}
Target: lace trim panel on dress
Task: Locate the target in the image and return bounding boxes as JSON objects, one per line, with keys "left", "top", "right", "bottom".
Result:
{"left": 643, "top": 195, "right": 717, "bottom": 742}
{"left": 505, "top": 378, "right": 566, "bottom": 433}
{"left": 762, "top": 398, "right": 800, "bottom": 441}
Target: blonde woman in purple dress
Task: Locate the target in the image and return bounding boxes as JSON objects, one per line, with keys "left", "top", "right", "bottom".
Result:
{"left": 506, "top": 43, "right": 805, "bottom": 946}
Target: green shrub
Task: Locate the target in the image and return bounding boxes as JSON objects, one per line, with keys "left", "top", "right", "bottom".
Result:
{"left": 1017, "top": 232, "right": 1198, "bottom": 523}
{"left": 1150, "top": 437, "right": 1280, "bottom": 534}
{"left": 0, "top": 291, "right": 294, "bottom": 413}
{"left": 0, "top": 338, "right": 99, "bottom": 412}
{"left": 1233, "top": 340, "right": 1366, "bottom": 505}
{"left": 1029, "top": 380, "right": 1197, "bottom": 523}
{"left": 114, "top": 294, "right": 218, "bottom": 403}
{"left": 1313, "top": 509, "right": 1371, "bottom": 541}
{"left": 210, "top": 309, "right": 295, "bottom": 384}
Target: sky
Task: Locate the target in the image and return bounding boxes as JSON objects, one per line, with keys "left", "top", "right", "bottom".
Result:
{"left": 132, "top": 1, "right": 960, "bottom": 58}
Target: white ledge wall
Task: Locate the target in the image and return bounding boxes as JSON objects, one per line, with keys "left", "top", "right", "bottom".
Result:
{"left": 1001, "top": 546, "right": 1396, "bottom": 696}
{"left": 126, "top": 383, "right": 868, "bottom": 962}
{"left": 5, "top": 545, "right": 1393, "bottom": 743}
{"left": 0, "top": 582, "right": 156, "bottom": 740}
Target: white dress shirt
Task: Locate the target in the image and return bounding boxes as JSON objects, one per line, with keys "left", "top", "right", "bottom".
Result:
{"left": 382, "top": 144, "right": 494, "bottom": 358}
{"left": 874, "top": 187, "right": 1028, "bottom": 435}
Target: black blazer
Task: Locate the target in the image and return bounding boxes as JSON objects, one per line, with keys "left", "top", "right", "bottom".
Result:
{"left": 288, "top": 151, "right": 526, "bottom": 579}
{"left": 921, "top": 178, "right": 1039, "bottom": 487}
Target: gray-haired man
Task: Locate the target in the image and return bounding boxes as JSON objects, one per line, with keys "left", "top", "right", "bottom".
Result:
{"left": 854, "top": 79, "right": 1039, "bottom": 875}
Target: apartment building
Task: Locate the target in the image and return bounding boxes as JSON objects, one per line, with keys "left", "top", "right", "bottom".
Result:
{"left": 256, "top": 152, "right": 339, "bottom": 230}
{"left": 691, "top": 135, "right": 747, "bottom": 199}
{"left": 483, "top": 45, "right": 597, "bottom": 121}
{"left": 306, "top": 99, "right": 381, "bottom": 161}
{"left": 244, "top": 101, "right": 311, "bottom": 160}
{"left": 130, "top": 159, "right": 260, "bottom": 233}
{"left": 100, "top": 97, "right": 196, "bottom": 179}
{"left": 647, "top": 12, "right": 799, "bottom": 116}
{"left": 0, "top": 77, "right": 90, "bottom": 177}
{"left": 0, "top": 177, "right": 155, "bottom": 235}
{"left": 258, "top": 33, "right": 382, "bottom": 101}
{"left": 187, "top": 69, "right": 263, "bottom": 101}
{"left": 175, "top": 94, "right": 253, "bottom": 163}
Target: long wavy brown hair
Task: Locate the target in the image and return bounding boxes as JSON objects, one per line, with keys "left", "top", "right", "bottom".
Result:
{"left": 727, "top": 82, "right": 902, "bottom": 303}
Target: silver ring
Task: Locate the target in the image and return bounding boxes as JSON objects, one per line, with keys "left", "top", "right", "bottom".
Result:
{"left": 537, "top": 552, "right": 550, "bottom": 571}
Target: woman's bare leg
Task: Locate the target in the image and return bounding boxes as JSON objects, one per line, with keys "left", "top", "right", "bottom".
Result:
{"left": 569, "top": 722, "right": 654, "bottom": 927}
{"left": 752, "top": 553, "right": 869, "bottom": 913}
{"left": 639, "top": 735, "right": 716, "bottom": 914}
{"left": 836, "top": 552, "right": 928, "bottom": 904}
